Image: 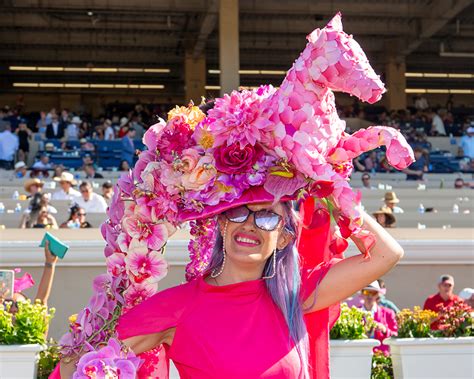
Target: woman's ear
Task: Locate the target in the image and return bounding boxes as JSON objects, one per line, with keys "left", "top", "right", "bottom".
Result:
{"left": 277, "top": 229, "right": 294, "bottom": 251}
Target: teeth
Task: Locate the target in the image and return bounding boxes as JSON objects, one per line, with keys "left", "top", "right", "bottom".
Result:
{"left": 236, "top": 236, "right": 259, "bottom": 245}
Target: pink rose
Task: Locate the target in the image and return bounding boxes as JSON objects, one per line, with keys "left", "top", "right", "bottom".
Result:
{"left": 214, "top": 143, "right": 263, "bottom": 174}
{"left": 181, "top": 155, "right": 217, "bottom": 191}
{"left": 180, "top": 148, "right": 200, "bottom": 173}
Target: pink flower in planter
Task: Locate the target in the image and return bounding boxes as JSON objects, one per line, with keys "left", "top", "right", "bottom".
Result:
{"left": 125, "top": 247, "right": 168, "bottom": 284}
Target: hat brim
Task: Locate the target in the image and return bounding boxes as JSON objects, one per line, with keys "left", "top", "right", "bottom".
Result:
{"left": 54, "top": 177, "right": 77, "bottom": 185}
{"left": 178, "top": 186, "right": 295, "bottom": 223}
{"left": 24, "top": 180, "right": 44, "bottom": 192}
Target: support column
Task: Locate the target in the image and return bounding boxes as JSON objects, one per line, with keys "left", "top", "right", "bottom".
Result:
{"left": 219, "top": 0, "right": 239, "bottom": 95}
{"left": 385, "top": 57, "right": 407, "bottom": 110}
{"left": 185, "top": 51, "right": 206, "bottom": 104}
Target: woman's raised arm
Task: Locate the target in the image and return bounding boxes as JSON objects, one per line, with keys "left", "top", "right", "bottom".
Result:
{"left": 304, "top": 209, "right": 404, "bottom": 312}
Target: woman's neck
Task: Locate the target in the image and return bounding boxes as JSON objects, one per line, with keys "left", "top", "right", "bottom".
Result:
{"left": 212, "top": 261, "right": 265, "bottom": 286}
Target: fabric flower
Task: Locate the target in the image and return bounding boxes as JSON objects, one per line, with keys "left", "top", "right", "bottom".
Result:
{"left": 214, "top": 142, "right": 263, "bottom": 174}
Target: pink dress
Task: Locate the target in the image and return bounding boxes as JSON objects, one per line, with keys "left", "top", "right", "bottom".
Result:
{"left": 116, "top": 263, "right": 334, "bottom": 379}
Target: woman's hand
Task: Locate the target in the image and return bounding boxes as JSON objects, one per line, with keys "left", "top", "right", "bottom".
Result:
{"left": 44, "top": 240, "right": 58, "bottom": 265}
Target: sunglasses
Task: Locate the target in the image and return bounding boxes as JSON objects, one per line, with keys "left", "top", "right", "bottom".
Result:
{"left": 361, "top": 289, "right": 379, "bottom": 296}
{"left": 224, "top": 205, "right": 282, "bottom": 231}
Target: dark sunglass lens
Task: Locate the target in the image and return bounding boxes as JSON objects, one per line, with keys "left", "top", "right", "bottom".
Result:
{"left": 255, "top": 210, "right": 280, "bottom": 231}
{"left": 225, "top": 206, "right": 249, "bottom": 223}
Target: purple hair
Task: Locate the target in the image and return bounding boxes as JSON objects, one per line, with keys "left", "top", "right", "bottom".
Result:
{"left": 204, "top": 203, "right": 309, "bottom": 377}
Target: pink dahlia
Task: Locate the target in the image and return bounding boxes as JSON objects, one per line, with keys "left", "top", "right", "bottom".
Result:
{"left": 207, "top": 86, "right": 276, "bottom": 148}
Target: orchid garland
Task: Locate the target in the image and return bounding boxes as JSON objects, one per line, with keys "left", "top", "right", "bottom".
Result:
{"left": 59, "top": 13, "right": 414, "bottom": 377}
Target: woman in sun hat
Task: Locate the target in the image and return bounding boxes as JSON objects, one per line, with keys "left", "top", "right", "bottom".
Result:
{"left": 23, "top": 178, "right": 44, "bottom": 196}
{"left": 382, "top": 191, "right": 404, "bottom": 214}
{"left": 57, "top": 13, "right": 414, "bottom": 379}
{"left": 372, "top": 208, "right": 397, "bottom": 228}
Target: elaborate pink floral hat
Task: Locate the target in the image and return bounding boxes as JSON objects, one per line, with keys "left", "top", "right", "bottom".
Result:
{"left": 59, "top": 13, "right": 414, "bottom": 371}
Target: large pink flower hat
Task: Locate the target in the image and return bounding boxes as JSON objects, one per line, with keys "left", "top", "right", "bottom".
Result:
{"left": 59, "top": 13, "right": 414, "bottom": 376}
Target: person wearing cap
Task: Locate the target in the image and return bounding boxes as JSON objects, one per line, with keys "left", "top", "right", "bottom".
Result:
{"left": 66, "top": 116, "right": 81, "bottom": 141}
{"left": 75, "top": 181, "right": 108, "bottom": 213}
{"left": 24, "top": 178, "right": 44, "bottom": 196}
{"left": 377, "top": 279, "right": 400, "bottom": 314}
{"left": 359, "top": 281, "right": 398, "bottom": 353}
{"left": 423, "top": 275, "right": 463, "bottom": 319}
{"left": 118, "top": 117, "right": 130, "bottom": 138}
{"left": 121, "top": 127, "right": 136, "bottom": 167}
{"left": 15, "top": 118, "right": 32, "bottom": 163}
{"left": 459, "top": 126, "right": 474, "bottom": 159}
{"left": 382, "top": 191, "right": 404, "bottom": 214}
{"left": 79, "top": 138, "right": 95, "bottom": 152}
{"left": 14, "top": 161, "right": 28, "bottom": 178}
{"left": 52, "top": 172, "right": 81, "bottom": 201}
{"left": 372, "top": 208, "right": 396, "bottom": 228}
{"left": 458, "top": 288, "right": 474, "bottom": 309}
{"left": 0, "top": 123, "right": 19, "bottom": 170}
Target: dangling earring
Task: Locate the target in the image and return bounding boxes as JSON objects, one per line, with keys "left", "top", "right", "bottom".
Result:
{"left": 262, "top": 249, "right": 278, "bottom": 280}
{"left": 211, "top": 220, "right": 228, "bottom": 278}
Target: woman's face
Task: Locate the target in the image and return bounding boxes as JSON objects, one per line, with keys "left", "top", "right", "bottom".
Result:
{"left": 217, "top": 202, "right": 292, "bottom": 267}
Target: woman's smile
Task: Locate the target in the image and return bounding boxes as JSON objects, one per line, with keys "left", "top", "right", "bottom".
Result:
{"left": 233, "top": 232, "right": 261, "bottom": 247}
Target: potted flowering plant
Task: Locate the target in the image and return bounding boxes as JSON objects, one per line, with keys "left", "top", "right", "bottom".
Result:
{"left": 386, "top": 302, "right": 473, "bottom": 378}
{"left": 330, "top": 303, "right": 380, "bottom": 379}
{"left": 0, "top": 299, "right": 55, "bottom": 378}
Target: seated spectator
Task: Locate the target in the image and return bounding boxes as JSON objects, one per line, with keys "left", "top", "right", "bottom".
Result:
{"left": 24, "top": 178, "right": 44, "bottom": 197}
{"left": 45, "top": 112, "right": 65, "bottom": 139}
{"left": 118, "top": 117, "right": 130, "bottom": 138}
{"left": 0, "top": 123, "right": 19, "bottom": 170}
{"left": 458, "top": 288, "right": 474, "bottom": 309}
{"left": 75, "top": 181, "right": 108, "bottom": 213}
{"left": 31, "top": 153, "right": 53, "bottom": 177}
{"left": 79, "top": 138, "right": 95, "bottom": 152}
{"left": 102, "top": 181, "right": 114, "bottom": 204}
{"left": 104, "top": 119, "right": 115, "bottom": 140}
{"left": 36, "top": 111, "right": 48, "bottom": 139}
{"left": 14, "top": 161, "right": 28, "bottom": 178}
{"left": 372, "top": 208, "right": 396, "bottom": 228}
{"left": 361, "top": 173, "right": 376, "bottom": 189}
{"left": 359, "top": 281, "right": 398, "bottom": 353}
{"left": 424, "top": 274, "right": 463, "bottom": 328}
{"left": 119, "top": 159, "right": 131, "bottom": 172}
{"left": 66, "top": 116, "right": 81, "bottom": 141}
{"left": 458, "top": 126, "right": 474, "bottom": 159}
{"left": 383, "top": 191, "right": 404, "bottom": 213}
{"left": 403, "top": 146, "right": 428, "bottom": 180}
{"left": 428, "top": 109, "right": 446, "bottom": 136}
{"left": 414, "top": 94, "right": 429, "bottom": 111}
{"left": 15, "top": 119, "right": 32, "bottom": 163}
{"left": 363, "top": 151, "right": 378, "bottom": 172}
{"left": 0, "top": 241, "right": 58, "bottom": 314}
{"left": 121, "top": 127, "right": 136, "bottom": 167}
{"left": 377, "top": 279, "right": 400, "bottom": 313}
{"left": 53, "top": 165, "right": 65, "bottom": 180}
{"left": 52, "top": 172, "right": 81, "bottom": 201}
{"left": 20, "top": 203, "right": 58, "bottom": 229}
{"left": 454, "top": 178, "right": 466, "bottom": 189}
{"left": 60, "top": 205, "right": 92, "bottom": 229}
{"left": 84, "top": 164, "right": 103, "bottom": 179}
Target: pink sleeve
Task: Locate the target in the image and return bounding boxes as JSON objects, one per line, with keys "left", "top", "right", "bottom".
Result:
{"left": 116, "top": 282, "right": 194, "bottom": 340}
{"left": 300, "top": 258, "right": 340, "bottom": 302}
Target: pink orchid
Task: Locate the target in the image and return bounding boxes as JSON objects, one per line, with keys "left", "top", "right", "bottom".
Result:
{"left": 106, "top": 253, "right": 127, "bottom": 278}
{"left": 125, "top": 248, "right": 168, "bottom": 284}
{"left": 123, "top": 282, "right": 157, "bottom": 308}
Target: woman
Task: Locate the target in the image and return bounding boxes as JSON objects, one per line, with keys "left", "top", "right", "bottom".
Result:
{"left": 15, "top": 119, "right": 32, "bottom": 163}
{"left": 60, "top": 205, "right": 92, "bottom": 229}
{"left": 58, "top": 14, "right": 414, "bottom": 378}
{"left": 20, "top": 193, "right": 58, "bottom": 229}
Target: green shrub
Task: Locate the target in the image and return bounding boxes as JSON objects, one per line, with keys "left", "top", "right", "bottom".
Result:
{"left": 0, "top": 299, "right": 55, "bottom": 345}
{"left": 330, "top": 303, "right": 374, "bottom": 340}
{"left": 371, "top": 351, "right": 393, "bottom": 379}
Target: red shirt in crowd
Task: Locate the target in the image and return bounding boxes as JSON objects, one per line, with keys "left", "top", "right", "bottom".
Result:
{"left": 423, "top": 293, "right": 462, "bottom": 313}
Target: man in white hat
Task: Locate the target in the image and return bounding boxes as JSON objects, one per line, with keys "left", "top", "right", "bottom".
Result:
{"left": 359, "top": 280, "right": 398, "bottom": 353}
{"left": 14, "top": 161, "right": 28, "bottom": 178}
{"left": 52, "top": 172, "right": 80, "bottom": 201}
{"left": 459, "top": 126, "right": 474, "bottom": 159}
{"left": 382, "top": 191, "right": 404, "bottom": 214}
